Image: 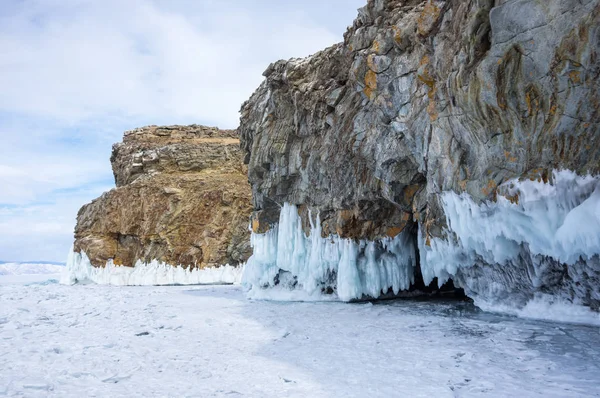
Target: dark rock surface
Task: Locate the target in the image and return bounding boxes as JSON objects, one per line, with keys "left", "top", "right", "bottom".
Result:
{"left": 239, "top": 0, "right": 600, "bottom": 305}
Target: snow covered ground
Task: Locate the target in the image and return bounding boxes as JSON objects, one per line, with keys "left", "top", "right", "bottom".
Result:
{"left": 0, "top": 262, "right": 63, "bottom": 285}
{"left": 1, "top": 276, "right": 599, "bottom": 397}
{"left": 0, "top": 262, "right": 64, "bottom": 276}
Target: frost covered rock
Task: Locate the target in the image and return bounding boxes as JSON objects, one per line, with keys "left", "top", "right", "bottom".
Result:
{"left": 239, "top": 0, "right": 600, "bottom": 311}
{"left": 241, "top": 0, "right": 600, "bottom": 240}
{"left": 73, "top": 125, "right": 252, "bottom": 273}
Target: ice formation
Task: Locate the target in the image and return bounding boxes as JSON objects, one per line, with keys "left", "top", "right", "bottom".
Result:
{"left": 420, "top": 170, "right": 600, "bottom": 310}
{"left": 242, "top": 203, "right": 417, "bottom": 301}
{"left": 61, "top": 249, "right": 243, "bottom": 286}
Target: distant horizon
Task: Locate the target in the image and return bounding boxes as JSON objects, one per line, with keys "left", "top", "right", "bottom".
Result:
{"left": 0, "top": 260, "right": 66, "bottom": 265}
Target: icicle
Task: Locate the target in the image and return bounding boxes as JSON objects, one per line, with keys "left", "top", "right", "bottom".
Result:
{"left": 419, "top": 169, "right": 600, "bottom": 315}
{"left": 242, "top": 203, "right": 416, "bottom": 301}
{"left": 61, "top": 248, "right": 243, "bottom": 286}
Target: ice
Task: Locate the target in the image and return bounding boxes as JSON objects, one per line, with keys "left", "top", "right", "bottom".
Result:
{"left": 0, "top": 263, "right": 64, "bottom": 285}
{"left": 420, "top": 170, "right": 600, "bottom": 317}
{"left": 242, "top": 203, "right": 416, "bottom": 301}
{"left": 240, "top": 172, "right": 599, "bottom": 322}
{"left": 477, "top": 293, "right": 600, "bottom": 326}
{"left": 2, "top": 282, "right": 600, "bottom": 397}
{"left": 61, "top": 248, "right": 242, "bottom": 286}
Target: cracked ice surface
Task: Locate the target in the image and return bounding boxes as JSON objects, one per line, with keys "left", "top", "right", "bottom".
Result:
{"left": 1, "top": 278, "right": 599, "bottom": 397}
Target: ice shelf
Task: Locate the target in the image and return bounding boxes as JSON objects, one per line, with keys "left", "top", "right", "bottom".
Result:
{"left": 61, "top": 249, "right": 242, "bottom": 286}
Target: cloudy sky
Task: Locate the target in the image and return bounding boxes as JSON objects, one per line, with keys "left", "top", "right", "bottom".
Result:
{"left": 0, "top": 0, "right": 365, "bottom": 262}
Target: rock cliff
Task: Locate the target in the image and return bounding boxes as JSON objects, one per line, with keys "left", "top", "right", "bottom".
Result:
{"left": 240, "top": 0, "right": 600, "bottom": 310}
{"left": 73, "top": 125, "right": 252, "bottom": 270}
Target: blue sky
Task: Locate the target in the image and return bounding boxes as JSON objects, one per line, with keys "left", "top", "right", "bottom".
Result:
{"left": 0, "top": 0, "right": 365, "bottom": 262}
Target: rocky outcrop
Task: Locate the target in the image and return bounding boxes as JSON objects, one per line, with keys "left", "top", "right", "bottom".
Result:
{"left": 74, "top": 125, "right": 252, "bottom": 269}
{"left": 239, "top": 0, "right": 600, "bottom": 309}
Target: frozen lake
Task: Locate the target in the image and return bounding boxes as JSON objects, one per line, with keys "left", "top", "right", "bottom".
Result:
{"left": 1, "top": 277, "right": 599, "bottom": 397}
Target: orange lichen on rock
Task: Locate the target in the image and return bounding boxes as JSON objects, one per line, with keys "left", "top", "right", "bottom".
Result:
{"left": 417, "top": 56, "right": 438, "bottom": 121}
{"left": 481, "top": 179, "right": 498, "bottom": 197}
{"left": 569, "top": 70, "right": 582, "bottom": 84}
{"left": 372, "top": 40, "right": 381, "bottom": 54}
{"left": 392, "top": 26, "right": 402, "bottom": 44}
{"left": 417, "top": 1, "right": 441, "bottom": 36}
{"left": 364, "top": 69, "right": 378, "bottom": 99}
{"left": 403, "top": 184, "right": 422, "bottom": 206}
{"left": 251, "top": 218, "right": 261, "bottom": 233}
{"left": 386, "top": 226, "right": 406, "bottom": 238}
{"left": 503, "top": 192, "right": 520, "bottom": 205}
{"left": 504, "top": 151, "right": 517, "bottom": 163}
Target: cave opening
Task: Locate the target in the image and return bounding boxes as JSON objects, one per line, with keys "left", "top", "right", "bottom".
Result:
{"left": 413, "top": 223, "right": 467, "bottom": 301}
{"left": 412, "top": 229, "right": 466, "bottom": 300}
{"left": 351, "top": 222, "right": 468, "bottom": 303}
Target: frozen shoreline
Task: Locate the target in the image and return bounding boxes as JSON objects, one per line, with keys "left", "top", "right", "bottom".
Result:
{"left": 62, "top": 250, "right": 243, "bottom": 286}
{"left": 1, "top": 279, "right": 599, "bottom": 397}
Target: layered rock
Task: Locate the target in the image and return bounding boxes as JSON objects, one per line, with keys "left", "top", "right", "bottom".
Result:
{"left": 240, "top": 0, "right": 600, "bottom": 310}
{"left": 73, "top": 125, "right": 252, "bottom": 270}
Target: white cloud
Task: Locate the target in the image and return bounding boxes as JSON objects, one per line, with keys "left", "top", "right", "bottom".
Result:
{"left": 0, "top": 185, "right": 113, "bottom": 262}
{"left": 0, "top": 0, "right": 365, "bottom": 261}
{"left": 0, "top": 0, "right": 361, "bottom": 127}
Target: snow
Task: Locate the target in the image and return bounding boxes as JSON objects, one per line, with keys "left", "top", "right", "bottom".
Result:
{"left": 242, "top": 203, "right": 416, "bottom": 301}
{"left": 0, "top": 262, "right": 64, "bottom": 285}
{"left": 0, "top": 262, "right": 64, "bottom": 276}
{"left": 0, "top": 274, "right": 62, "bottom": 286}
{"left": 62, "top": 249, "right": 242, "bottom": 286}
{"left": 1, "top": 279, "right": 599, "bottom": 397}
{"left": 419, "top": 170, "right": 600, "bottom": 319}
{"left": 477, "top": 293, "right": 600, "bottom": 326}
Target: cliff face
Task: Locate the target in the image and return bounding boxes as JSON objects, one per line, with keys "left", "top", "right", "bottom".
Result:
{"left": 239, "top": 0, "right": 600, "bottom": 308}
{"left": 74, "top": 125, "right": 252, "bottom": 269}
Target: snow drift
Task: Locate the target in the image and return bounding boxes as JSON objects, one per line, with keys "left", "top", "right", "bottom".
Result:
{"left": 62, "top": 249, "right": 242, "bottom": 286}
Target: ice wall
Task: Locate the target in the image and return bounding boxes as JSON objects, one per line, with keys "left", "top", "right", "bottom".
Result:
{"left": 61, "top": 249, "right": 242, "bottom": 286}
{"left": 242, "top": 203, "right": 417, "bottom": 301}
{"left": 420, "top": 170, "right": 600, "bottom": 312}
